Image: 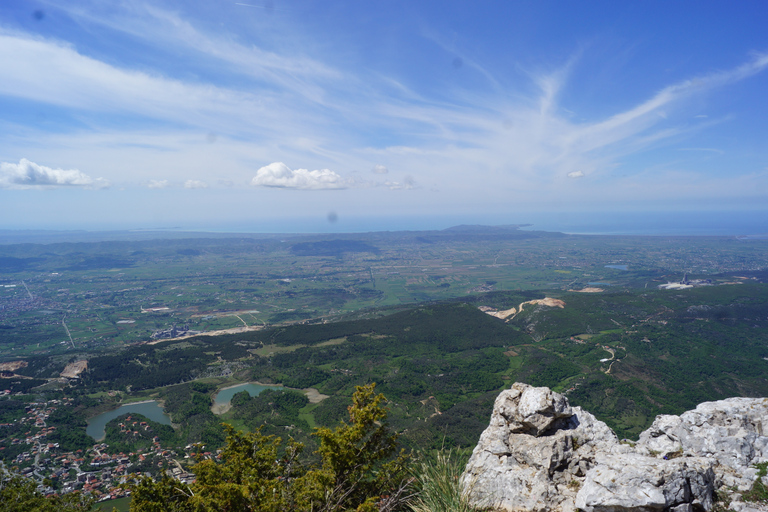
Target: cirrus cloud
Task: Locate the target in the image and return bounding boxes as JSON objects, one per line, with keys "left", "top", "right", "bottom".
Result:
{"left": 0, "top": 158, "right": 109, "bottom": 189}
{"left": 251, "top": 162, "right": 349, "bottom": 190}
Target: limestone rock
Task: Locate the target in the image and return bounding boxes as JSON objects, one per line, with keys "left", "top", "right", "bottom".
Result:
{"left": 575, "top": 453, "right": 715, "bottom": 512}
{"left": 495, "top": 382, "right": 573, "bottom": 436}
{"left": 461, "top": 383, "right": 619, "bottom": 512}
{"left": 462, "top": 383, "right": 768, "bottom": 512}
{"left": 637, "top": 397, "right": 768, "bottom": 490}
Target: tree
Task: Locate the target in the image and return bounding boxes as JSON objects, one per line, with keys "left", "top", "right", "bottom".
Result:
{"left": 0, "top": 468, "right": 93, "bottom": 512}
{"left": 129, "top": 383, "right": 412, "bottom": 512}
{"left": 293, "top": 383, "right": 412, "bottom": 511}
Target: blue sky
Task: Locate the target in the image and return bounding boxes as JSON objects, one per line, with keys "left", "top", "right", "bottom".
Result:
{"left": 1, "top": 0, "right": 767, "bottom": 232}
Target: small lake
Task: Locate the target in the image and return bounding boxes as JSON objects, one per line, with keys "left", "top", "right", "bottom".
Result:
{"left": 587, "top": 282, "right": 612, "bottom": 286}
{"left": 605, "top": 264, "right": 629, "bottom": 270}
{"left": 213, "top": 383, "right": 282, "bottom": 407}
{"left": 87, "top": 401, "right": 171, "bottom": 441}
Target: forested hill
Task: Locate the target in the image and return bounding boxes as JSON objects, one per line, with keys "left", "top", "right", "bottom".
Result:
{"left": 8, "top": 282, "right": 761, "bottom": 449}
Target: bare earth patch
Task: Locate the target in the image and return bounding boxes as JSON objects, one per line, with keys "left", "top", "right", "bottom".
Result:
{"left": 0, "top": 361, "right": 27, "bottom": 372}
{"left": 480, "top": 298, "right": 566, "bottom": 321}
{"left": 305, "top": 388, "right": 329, "bottom": 404}
{"left": 60, "top": 360, "right": 88, "bottom": 379}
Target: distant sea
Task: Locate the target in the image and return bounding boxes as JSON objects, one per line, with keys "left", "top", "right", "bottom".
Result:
{"left": 3, "top": 210, "right": 767, "bottom": 240}
{"left": 513, "top": 211, "right": 768, "bottom": 237}
{"left": 210, "top": 210, "right": 768, "bottom": 237}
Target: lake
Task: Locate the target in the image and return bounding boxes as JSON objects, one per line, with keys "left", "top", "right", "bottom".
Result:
{"left": 87, "top": 384, "right": 284, "bottom": 440}
{"left": 605, "top": 264, "right": 629, "bottom": 270}
{"left": 213, "top": 382, "right": 282, "bottom": 407}
{"left": 87, "top": 401, "right": 172, "bottom": 441}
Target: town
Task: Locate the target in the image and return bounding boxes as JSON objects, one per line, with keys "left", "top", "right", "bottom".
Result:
{"left": 1, "top": 396, "right": 205, "bottom": 505}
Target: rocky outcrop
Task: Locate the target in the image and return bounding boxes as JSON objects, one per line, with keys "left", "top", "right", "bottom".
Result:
{"left": 462, "top": 383, "right": 768, "bottom": 512}
{"left": 637, "top": 397, "right": 768, "bottom": 491}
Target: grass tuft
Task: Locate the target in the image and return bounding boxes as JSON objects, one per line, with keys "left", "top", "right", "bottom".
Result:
{"left": 743, "top": 462, "right": 768, "bottom": 503}
{"left": 409, "top": 448, "right": 478, "bottom": 512}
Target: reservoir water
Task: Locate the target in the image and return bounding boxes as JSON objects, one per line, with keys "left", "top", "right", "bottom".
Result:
{"left": 605, "top": 264, "right": 629, "bottom": 270}
{"left": 87, "top": 384, "right": 283, "bottom": 440}
{"left": 87, "top": 401, "right": 172, "bottom": 441}
{"left": 213, "top": 383, "right": 282, "bottom": 407}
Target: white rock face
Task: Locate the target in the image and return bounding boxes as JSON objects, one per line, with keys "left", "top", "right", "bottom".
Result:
{"left": 462, "top": 383, "right": 768, "bottom": 512}
{"left": 576, "top": 453, "right": 715, "bottom": 512}
{"left": 462, "top": 383, "right": 625, "bottom": 512}
{"left": 637, "top": 397, "right": 768, "bottom": 491}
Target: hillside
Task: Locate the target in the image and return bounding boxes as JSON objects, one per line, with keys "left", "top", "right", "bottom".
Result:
{"left": 6, "top": 282, "right": 768, "bottom": 451}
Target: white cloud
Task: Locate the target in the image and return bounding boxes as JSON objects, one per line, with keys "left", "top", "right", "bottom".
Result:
{"left": 382, "top": 176, "right": 416, "bottom": 190}
{"left": 147, "top": 179, "right": 169, "bottom": 189}
{"left": 251, "top": 162, "right": 348, "bottom": 189}
{"left": 0, "top": 158, "right": 109, "bottom": 189}
{"left": 565, "top": 52, "right": 768, "bottom": 155}
{"left": 48, "top": 2, "right": 340, "bottom": 104}
{"left": 0, "top": 31, "right": 275, "bottom": 137}
{"left": 0, "top": 7, "right": 766, "bottom": 213}
{"left": 184, "top": 180, "right": 208, "bottom": 189}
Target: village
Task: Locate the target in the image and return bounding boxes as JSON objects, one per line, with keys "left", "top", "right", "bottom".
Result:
{"left": 1, "top": 397, "right": 209, "bottom": 504}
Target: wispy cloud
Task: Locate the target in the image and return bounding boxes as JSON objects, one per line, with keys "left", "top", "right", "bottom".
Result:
{"left": 564, "top": 52, "right": 768, "bottom": 155}
{"left": 35, "top": 1, "right": 342, "bottom": 107}
{"left": 0, "top": 159, "right": 109, "bottom": 189}
{"left": 0, "top": 31, "right": 270, "bottom": 134}
{"left": 1, "top": 3, "right": 766, "bottom": 210}
{"left": 381, "top": 176, "right": 416, "bottom": 190}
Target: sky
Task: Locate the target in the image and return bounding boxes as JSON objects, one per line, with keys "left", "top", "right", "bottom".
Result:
{"left": 1, "top": 0, "right": 767, "bottom": 232}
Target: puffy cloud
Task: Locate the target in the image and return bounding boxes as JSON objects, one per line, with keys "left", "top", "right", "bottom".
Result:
{"left": 251, "top": 162, "right": 348, "bottom": 189}
{"left": 147, "top": 179, "right": 169, "bottom": 189}
{"left": 567, "top": 171, "right": 585, "bottom": 179}
{"left": 184, "top": 179, "right": 208, "bottom": 189}
{"left": 0, "top": 158, "right": 109, "bottom": 189}
{"left": 372, "top": 164, "right": 389, "bottom": 174}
